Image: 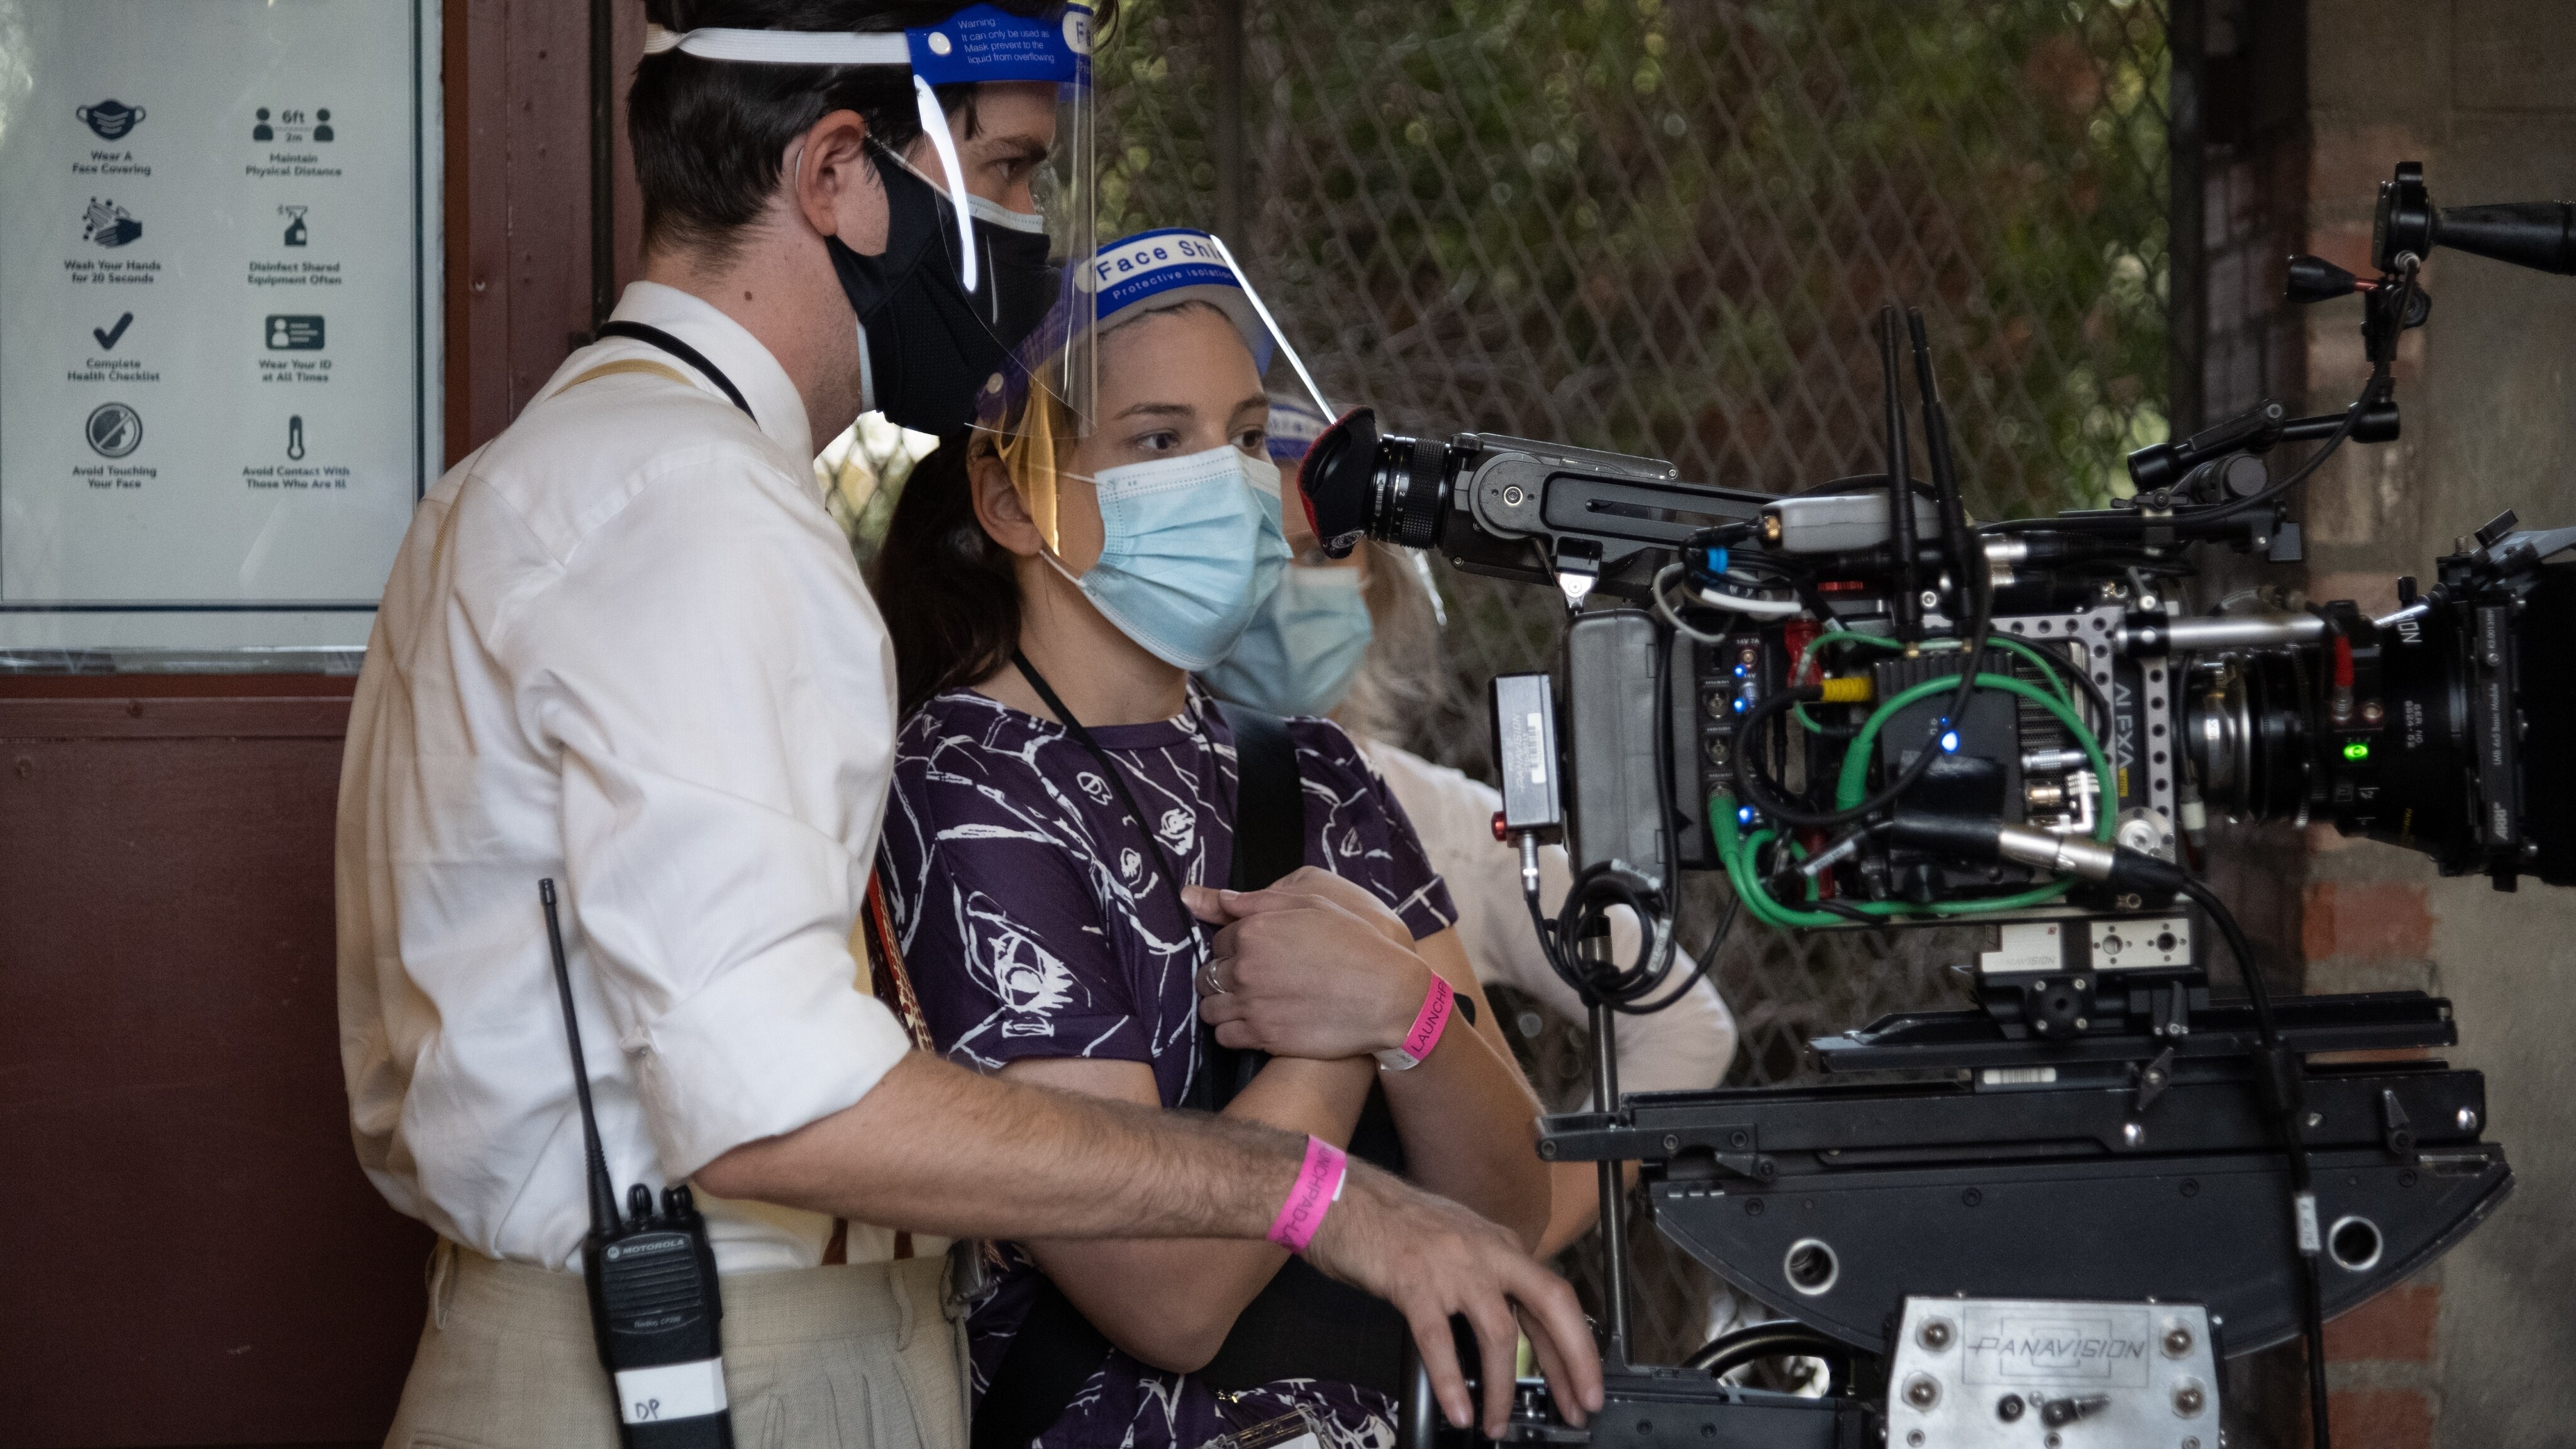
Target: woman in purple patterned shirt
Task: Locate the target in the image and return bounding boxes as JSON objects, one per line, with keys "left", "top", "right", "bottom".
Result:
{"left": 871, "top": 232, "right": 1552, "bottom": 1449}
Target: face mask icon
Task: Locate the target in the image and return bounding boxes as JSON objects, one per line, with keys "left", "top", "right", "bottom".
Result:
{"left": 82, "top": 197, "right": 142, "bottom": 248}
{"left": 77, "top": 99, "right": 145, "bottom": 140}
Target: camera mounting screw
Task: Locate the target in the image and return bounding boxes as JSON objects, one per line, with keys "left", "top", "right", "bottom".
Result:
{"left": 1903, "top": 1375, "right": 1940, "bottom": 1410}
{"left": 2164, "top": 1325, "right": 2194, "bottom": 1357}
{"left": 1918, "top": 1317, "right": 1955, "bottom": 1352}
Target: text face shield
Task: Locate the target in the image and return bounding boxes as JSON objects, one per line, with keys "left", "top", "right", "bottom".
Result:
{"left": 906, "top": 3, "right": 1098, "bottom": 433}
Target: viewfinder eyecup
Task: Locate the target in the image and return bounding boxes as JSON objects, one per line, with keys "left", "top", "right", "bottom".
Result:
{"left": 1298, "top": 406, "right": 1382, "bottom": 558}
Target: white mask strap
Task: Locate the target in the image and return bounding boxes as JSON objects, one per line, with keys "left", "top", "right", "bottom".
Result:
{"left": 914, "top": 76, "right": 980, "bottom": 295}
{"left": 1039, "top": 548, "right": 1087, "bottom": 591}
{"left": 1206, "top": 232, "right": 1331, "bottom": 422}
{"left": 1407, "top": 550, "right": 1449, "bottom": 628}
{"left": 642, "top": 24, "right": 910, "bottom": 65}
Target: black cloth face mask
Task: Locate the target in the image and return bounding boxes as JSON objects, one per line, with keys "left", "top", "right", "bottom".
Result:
{"left": 828, "top": 150, "right": 1059, "bottom": 436}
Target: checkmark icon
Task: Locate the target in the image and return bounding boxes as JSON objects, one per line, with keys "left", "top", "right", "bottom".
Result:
{"left": 94, "top": 312, "right": 133, "bottom": 350}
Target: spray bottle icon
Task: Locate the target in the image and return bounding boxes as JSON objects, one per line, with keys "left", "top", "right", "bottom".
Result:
{"left": 287, "top": 415, "right": 305, "bottom": 460}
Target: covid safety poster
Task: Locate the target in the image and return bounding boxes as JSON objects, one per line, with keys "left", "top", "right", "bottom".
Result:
{"left": 0, "top": 1, "right": 436, "bottom": 653}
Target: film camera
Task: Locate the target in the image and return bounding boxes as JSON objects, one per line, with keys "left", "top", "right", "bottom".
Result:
{"left": 1302, "top": 164, "right": 2571, "bottom": 1449}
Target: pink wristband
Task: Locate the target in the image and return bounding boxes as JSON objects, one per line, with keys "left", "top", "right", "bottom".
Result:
{"left": 1375, "top": 973, "right": 1456, "bottom": 1070}
{"left": 1266, "top": 1135, "right": 1349, "bottom": 1253}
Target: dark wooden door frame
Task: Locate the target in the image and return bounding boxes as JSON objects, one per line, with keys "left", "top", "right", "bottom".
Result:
{"left": 3, "top": 2, "right": 647, "bottom": 1441}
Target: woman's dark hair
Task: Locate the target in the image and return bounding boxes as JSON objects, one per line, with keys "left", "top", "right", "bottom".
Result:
{"left": 630, "top": 0, "right": 1075, "bottom": 260}
{"left": 873, "top": 432, "right": 1022, "bottom": 716}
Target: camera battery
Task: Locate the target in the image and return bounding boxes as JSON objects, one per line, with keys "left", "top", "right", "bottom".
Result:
{"left": 1488, "top": 672, "right": 1562, "bottom": 840}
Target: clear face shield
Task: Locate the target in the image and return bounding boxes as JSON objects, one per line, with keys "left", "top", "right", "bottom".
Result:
{"left": 895, "top": 3, "right": 1100, "bottom": 430}
{"left": 982, "top": 227, "right": 1336, "bottom": 556}
{"left": 641, "top": 4, "right": 1102, "bottom": 438}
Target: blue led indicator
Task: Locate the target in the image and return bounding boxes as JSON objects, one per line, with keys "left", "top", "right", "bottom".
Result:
{"left": 1732, "top": 663, "right": 1750, "bottom": 679}
{"left": 1736, "top": 806, "right": 1757, "bottom": 825}
{"left": 1940, "top": 730, "right": 1962, "bottom": 753}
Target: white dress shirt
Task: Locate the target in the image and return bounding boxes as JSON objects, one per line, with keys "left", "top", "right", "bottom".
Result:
{"left": 1360, "top": 738, "right": 1737, "bottom": 1104}
{"left": 337, "top": 282, "right": 915, "bottom": 1274}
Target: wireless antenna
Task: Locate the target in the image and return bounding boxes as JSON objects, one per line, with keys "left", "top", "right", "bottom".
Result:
{"left": 1879, "top": 305, "right": 1923, "bottom": 642}
{"left": 1905, "top": 309, "right": 1978, "bottom": 601}
{"left": 541, "top": 879, "right": 622, "bottom": 1237}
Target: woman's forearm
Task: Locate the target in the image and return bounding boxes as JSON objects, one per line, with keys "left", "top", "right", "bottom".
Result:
{"left": 1019, "top": 1053, "right": 1377, "bottom": 1373}
{"left": 1377, "top": 932, "right": 1553, "bottom": 1251}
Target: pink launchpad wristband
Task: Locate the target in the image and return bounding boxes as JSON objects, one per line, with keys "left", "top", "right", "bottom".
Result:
{"left": 1375, "top": 973, "right": 1457, "bottom": 1070}
{"left": 1267, "top": 1135, "right": 1350, "bottom": 1253}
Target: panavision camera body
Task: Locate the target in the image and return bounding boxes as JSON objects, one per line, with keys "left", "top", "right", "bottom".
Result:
{"left": 1309, "top": 162, "right": 2568, "bottom": 1449}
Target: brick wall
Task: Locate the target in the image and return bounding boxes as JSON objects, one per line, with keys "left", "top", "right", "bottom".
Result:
{"left": 2288, "top": 3, "right": 2576, "bottom": 1445}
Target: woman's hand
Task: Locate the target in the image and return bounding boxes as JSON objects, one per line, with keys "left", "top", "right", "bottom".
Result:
{"left": 1183, "top": 866, "right": 1413, "bottom": 952}
{"left": 1189, "top": 884, "right": 1433, "bottom": 1060}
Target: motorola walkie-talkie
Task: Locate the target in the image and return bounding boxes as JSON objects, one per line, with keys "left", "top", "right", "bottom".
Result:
{"left": 541, "top": 879, "right": 736, "bottom": 1448}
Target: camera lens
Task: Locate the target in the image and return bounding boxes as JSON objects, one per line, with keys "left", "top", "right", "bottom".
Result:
{"left": 2182, "top": 651, "right": 2315, "bottom": 824}
{"left": 2182, "top": 578, "right": 2569, "bottom": 886}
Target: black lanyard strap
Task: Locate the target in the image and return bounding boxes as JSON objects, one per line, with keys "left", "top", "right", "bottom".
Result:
{"left": 1009, "top": 650, "right": 1203, "bottom": 936}
{"left": 596, "top": 320, "right": 755, "bottom": 422}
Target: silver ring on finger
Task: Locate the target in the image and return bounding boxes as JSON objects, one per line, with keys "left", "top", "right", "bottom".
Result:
{"left": 1201, "top": 958, "right": 1230, "bottom": 996}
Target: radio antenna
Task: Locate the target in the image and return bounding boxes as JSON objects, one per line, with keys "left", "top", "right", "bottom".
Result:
{"left": 1879, "top": 305, "right": 1924, "bottom": 643}
{"left": 541, "top": 879, "right": 622, "bottom": 1236}
{"left": 1906, "top": 309, "right": 1978, "bottom": 605}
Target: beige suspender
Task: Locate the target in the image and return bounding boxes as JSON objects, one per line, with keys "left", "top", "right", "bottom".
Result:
{"left": 557, "top": 357, "right": 702, "bottom": 395}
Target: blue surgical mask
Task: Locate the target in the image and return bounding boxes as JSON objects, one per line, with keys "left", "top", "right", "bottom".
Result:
{"left": 1048, "top": 444, "right": 1291, "bottom": 671}
{"left": 1202, "top": 565, "right": 1374, "bottom": 717}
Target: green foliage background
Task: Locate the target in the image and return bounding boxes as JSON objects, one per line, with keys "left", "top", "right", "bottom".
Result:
{"left": 1095, "top": 0, "right": 2171, "bottom": 523}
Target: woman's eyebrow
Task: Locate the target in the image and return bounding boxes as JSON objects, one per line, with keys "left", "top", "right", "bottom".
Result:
{"left": 1112, "top": 401, "right": 1197, "bottom": 421}
{"left": 1230, "top": 393, "right": 1270, "bottom": 419}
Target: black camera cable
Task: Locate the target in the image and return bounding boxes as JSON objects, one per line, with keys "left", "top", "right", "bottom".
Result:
{"left": 1731, "top": 304, "right": 1999, "bottom": 831}
{"left": 1524, "top": 619, "right": 1741, "bottom": 1018}
{"left": 1883, "top": 817, "right": 2336, "bottom": 1449}
{"left": 1728, "top": 533, "right": 1994, "bottom": 830}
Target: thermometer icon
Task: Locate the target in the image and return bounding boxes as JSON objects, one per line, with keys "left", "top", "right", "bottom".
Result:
{"left": 287, "top": 414, "right": 305, "bottom": 460}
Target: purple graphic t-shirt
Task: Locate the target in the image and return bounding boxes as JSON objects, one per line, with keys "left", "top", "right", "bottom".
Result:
{"left": 877, "top": 684, "right": 1456, "bottom": 1449}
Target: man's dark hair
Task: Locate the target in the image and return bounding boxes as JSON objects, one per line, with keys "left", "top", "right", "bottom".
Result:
{"left": 631, "top": 0, "right": 1057, "bottom": 260}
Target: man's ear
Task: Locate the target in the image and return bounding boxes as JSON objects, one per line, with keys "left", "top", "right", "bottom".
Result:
{"left": 790, "top": 109, "right": 887, "bottom": 255}
{"left": 972, "top": 453, "right": 1045, "bottom": 558}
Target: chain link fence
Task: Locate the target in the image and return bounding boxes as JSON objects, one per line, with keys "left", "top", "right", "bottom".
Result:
{"left": 1092, "top": 0, "right": 2174, "bottom": 1366}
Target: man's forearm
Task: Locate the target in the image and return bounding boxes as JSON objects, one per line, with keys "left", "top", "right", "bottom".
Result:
{"left": 695, "top": 1052, "right": 1304, "bottom": 1241}
{"left": 702, "top": 1052, "right": 1608, "bottom": 1436}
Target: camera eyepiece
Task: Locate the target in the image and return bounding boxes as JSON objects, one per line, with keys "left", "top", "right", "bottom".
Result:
{"left": 1297, "top": 406, "right": 1453, "bottom": 557}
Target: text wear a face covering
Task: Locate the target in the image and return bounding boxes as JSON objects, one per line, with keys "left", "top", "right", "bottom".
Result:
{"left": 828, "top": 149, "right": 1057, "bottom": 436}
{"left": 1043, "top": 444, "right": 1291, "bottom": 673}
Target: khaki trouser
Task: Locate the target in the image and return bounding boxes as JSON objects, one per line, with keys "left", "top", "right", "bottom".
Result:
{"left": 384, "top": 1240, "right": 968, "bottom": 1449}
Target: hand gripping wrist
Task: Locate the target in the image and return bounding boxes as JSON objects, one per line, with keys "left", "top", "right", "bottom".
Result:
{"left": 1267, "top": 1135, "right": 1350, "bottom": 1253}
{"left": 1374, "top": 971, "right": 1455, "bottom": 1071}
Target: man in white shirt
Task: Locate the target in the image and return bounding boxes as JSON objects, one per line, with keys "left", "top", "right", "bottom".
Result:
{"left": 337, "top": 4, "right": 1599, "bottom": 1445}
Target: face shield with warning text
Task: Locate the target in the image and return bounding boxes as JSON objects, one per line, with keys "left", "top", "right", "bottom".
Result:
{"left": 982, "top": 226, "right": 1335, "bottom": 553}
{"left": 891, "top": 3, "right": 1100, "bottom": 433}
